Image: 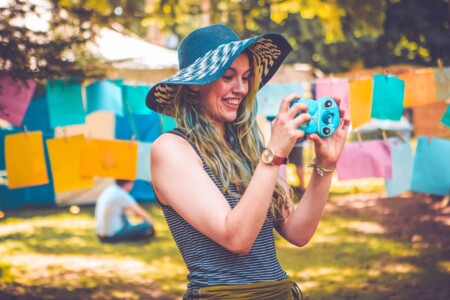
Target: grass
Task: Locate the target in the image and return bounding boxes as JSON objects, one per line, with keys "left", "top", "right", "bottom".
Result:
{"left": 1, "top": 196, "right": 449, "bottom": 299}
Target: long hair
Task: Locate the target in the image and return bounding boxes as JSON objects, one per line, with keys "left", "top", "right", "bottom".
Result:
{"left": 169, "top": 50, "right": 291, "bottom": 224}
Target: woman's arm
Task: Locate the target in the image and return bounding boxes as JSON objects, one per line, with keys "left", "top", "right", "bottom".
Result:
{"left": 151, "top": 95, "right": 309, "bottom": 254}
{"left": 276, "top": 105, "right": 350, "bottom": 247}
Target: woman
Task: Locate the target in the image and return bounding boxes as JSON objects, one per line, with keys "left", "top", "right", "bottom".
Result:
{"left": 147, "top": 24, "right": 350, "bottom": 299}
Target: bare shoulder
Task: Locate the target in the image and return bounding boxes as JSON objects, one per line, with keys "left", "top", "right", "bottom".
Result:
{"left": 151, "top": 132, "right": 202, "bottom": 171}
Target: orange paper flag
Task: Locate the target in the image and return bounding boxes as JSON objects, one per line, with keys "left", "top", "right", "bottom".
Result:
{"left": 349, "top": 78, "right": 373, "bottom": 129}
{"left": 399, "top": 68, "right": 437, "bottom": 107}
{"left": 5, "top": 131, "right": 49, "bottom": 189}
{"left": 47, "top": 134, "right": 94, "bottom": 193}
{"left": 80, "top": 139, "right": 138, "bottom": 180}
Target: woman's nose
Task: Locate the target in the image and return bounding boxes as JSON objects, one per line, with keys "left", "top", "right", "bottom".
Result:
{"left": 233, "top": 79, "right": 247, "bottom": 95}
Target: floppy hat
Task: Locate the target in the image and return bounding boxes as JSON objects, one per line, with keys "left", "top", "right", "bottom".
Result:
{"left": 145, "top": 24, "right": 293, "bottom": 116}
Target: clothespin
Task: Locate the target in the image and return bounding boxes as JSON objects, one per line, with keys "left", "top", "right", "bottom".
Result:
{"left": 428, "top": 136, "right": 433, "bottom": 144}
{"left": 356, "top": 132, "right": 363, "bottom": 146}
{"left": 381, "top": 130, "right": 388, "bottom": 143}
{"left": 130, "top": 134, "right": 135, "bottom": 149}
{"left": 437, "top": 58, "right": 443, "bottom": 71}
{"left": 383, "top": 69, "right": 390, "bottom": 79}
{"left": 23, "top": 125, "right": 28, "bottom": 138}
{"left": 63, "top": 127, "right": 68, "bottom": 143}
{"left": 395, "top": 131, "right": 405, "bottom": 143}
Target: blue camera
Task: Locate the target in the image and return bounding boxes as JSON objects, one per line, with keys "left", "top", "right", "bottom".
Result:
{"left": 290, "top": 96, "right": 340, "bottom": 138}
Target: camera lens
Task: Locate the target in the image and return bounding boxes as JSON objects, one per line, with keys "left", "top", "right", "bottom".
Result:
{"left": 324, "top": 100, "right": 333, "bottom": 108}
{"left": 322, "top": 127, "right": 331, "bottom": 135}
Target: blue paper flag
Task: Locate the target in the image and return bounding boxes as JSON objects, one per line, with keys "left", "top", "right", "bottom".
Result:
{"left": 122, "top": 84, "right": 152, "bottom": 115}
{"left": 21, "top": 94, "right": 53, "bottom": 136}
{"left": 46, "top": 79, "right": 85, "bottom": 128}
{"left": 411, "top": 137, "right": 450, "bottom": 196}
{"left": 384, "top": 138, "right": 413, "bottom": 197}
{"left": 115, "top": 113, "right": 162, "bottom": 142}
{"left": 86, "top": 79, "right": 124, "bottom": 116}
{"left": 257, "top": 83, "right": 304, "bottom": 117}
{"left": 441, "top": 105, "right": 450, "bottom": 127}
{"left": 371, "top": 74, "right": 405, "bottom": 121}
{"left": 136, "top": 142, "right": 151, "bottom": 181}
{"left": 161, "top": 114, "right": 177, "bottom": 132}
{"left": 131, "top": 180, "right": 156, "bottom": 202}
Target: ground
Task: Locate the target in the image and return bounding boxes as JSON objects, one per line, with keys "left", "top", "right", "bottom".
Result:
{"left": 0, "top": 192, "right": 449, "bottom": 300}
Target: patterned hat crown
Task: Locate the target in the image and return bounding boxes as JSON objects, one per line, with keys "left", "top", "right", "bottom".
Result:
{"left": 146, "top": 24, "right": 293, "bottom": 116}
{"left": 178, "top": 24, "right": 240, "bottom": 70}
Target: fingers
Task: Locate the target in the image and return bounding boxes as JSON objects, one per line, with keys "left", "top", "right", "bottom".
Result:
{"left": 278, "top": 94, "right": 302, "bottom": 115}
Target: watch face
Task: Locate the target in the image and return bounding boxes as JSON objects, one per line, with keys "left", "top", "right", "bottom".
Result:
{"left": 262, "top": 148, "right": 274, "bottom": 164}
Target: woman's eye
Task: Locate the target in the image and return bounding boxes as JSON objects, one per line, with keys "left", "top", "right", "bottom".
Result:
{"left": 222, "top": 75, "right": 233, "bottom": 80}
{"left": 242, "top": 77, "right": 249, "bottom": 81}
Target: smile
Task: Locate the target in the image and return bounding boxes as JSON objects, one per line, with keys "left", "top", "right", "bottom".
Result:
{"left": 223, "top": 99, "right": 240, "bottom": 106}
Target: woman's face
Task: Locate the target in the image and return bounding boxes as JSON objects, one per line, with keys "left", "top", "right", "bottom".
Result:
{"left": 193, "top": 53, "right": 251, "bottom": 127}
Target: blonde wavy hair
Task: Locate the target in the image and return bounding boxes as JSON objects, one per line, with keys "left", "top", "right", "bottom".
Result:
{"left": 168, "top": 50, "right": 291, "bottom": 224}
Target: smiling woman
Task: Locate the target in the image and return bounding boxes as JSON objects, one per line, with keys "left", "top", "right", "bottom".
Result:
{"left": 147, "top": 24, "right": 350, "bottom": 299}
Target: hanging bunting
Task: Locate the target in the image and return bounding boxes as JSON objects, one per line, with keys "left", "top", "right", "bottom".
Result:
{"left": 336, "top": 140, "right": 392, "bottom": 180}
{"left": 432, "top": 67, "right": 450, "bottom": 102}
{"left": 86, "top": 79, "right": 124, "bottom": 116}
{"left": 136, "top": 142, "right": 151, "bottom": 181}
{"left": 0, "top": 76, "right": 36, "bottom": 127}
{"left": 80, "top": 138, "right": 138, "bottom": 180}
{"left": 411, "top": 137, "right": 450, "bottom": 196}
{"left": 399, "top": 68, "right": 437, "bottom": 107}
{"left": 384, "top": 138, "right": 414, "bottom": 197}
{"left": 47, "top": 134, "right": 94, "bottom": 194}
{"left": 46, "top": 79, "right": 85, "bottom": 128}
{"left": 122, "top": 84, "right": 152, "bottom": 115}
{"left": 371, "top": 74, "right": 404, "bottom": 121}
{"left": 5, "top": 131, "right": 49, "bottom": 189}
{"left": 315, "top": 78, "right": 349, "bottom": 117}
{"left": 349, "top": 78, "right": 372, "bottom": 129}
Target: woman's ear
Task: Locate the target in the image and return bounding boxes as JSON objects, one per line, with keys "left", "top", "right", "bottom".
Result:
{"left": 188, "top": 85, "right": 200, "bottom": 92}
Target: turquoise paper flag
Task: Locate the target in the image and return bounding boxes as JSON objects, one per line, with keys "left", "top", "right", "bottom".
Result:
{"left": 161, "top": 114, "right": 176, "bottom": 132}
{"left": 411, "top": 137, "right": 450, "bottom": 196}
{"left": 136, "top": 142, "right": 151, "bottom": 181}
{"left": 86, "top": 79, "right": 124, "bottom": 116}
{"left": 371, "top": 74, "right": 405, "bottom": 121}
{"left": 46, "top": 79, "right": 85, "bottom": 128}
{"left": 384, "top": 138, "right": 413, "bottom": 197}
{"left": 122, "top": 84, "right": 152, "bottom": 115}
{"left": 441, "top": 105, "right": 450, "bottom": 127}
{"left": 257, "top": 83, "right": 303, "bottom": 117}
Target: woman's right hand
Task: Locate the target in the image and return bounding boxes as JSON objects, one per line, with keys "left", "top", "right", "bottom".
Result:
{"left": 266, "top": 94, "right": 311, "bottom": 157}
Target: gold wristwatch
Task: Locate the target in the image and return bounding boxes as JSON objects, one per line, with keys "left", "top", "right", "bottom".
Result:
{"left": 261, "top": 147, "right": 288, "bottom": 165}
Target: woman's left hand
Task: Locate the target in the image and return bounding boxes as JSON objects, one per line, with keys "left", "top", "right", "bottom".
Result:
{"left": 307, "top": 98, "right": 350, "bottom": 169}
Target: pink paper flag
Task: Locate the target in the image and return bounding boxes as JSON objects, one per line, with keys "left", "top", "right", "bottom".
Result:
{"left": 315, "top": 78, "right": 349, "bottom": 117}
{"left": 0, "top": 76, "right": 36, "bottom": 127}
{"left": 336, "top": 140, "right": 392, "bottom": 180}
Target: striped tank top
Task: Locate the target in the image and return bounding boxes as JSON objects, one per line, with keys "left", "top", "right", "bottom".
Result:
{"left": 158, "top": 128, "right": 286, "bottom": 289}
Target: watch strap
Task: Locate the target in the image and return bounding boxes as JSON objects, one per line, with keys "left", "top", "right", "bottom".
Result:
{"left": 272, "top": 155, "right": 289, "bottom": 165}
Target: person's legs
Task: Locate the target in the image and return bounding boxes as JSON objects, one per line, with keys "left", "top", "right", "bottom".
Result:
{"left": 113, "top": 221, "right": 155, "bottom": 242}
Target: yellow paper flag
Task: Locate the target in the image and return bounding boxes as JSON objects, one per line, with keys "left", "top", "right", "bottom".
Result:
{"left": 5, "top": 131, "right": 49, "bottom": 189}
{"left": 80, "top": 139, "right": 138, "bottom": 180}
{"left": 349, "top": 78, "right": 373, "bottom": 129}
{"left": 47, "top": 134, "right": 94, "bottom": 194}
{"left": 399, "top": 68, "right": 437, "bottom": 107}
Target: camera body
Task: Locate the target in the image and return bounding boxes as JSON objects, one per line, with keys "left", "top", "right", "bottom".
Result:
{"left": 290, "top": 96, "right": 340, "bottom": 138}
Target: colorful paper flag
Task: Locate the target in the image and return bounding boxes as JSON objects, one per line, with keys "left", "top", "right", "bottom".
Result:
{"left": 433, "top": 67, "right": 450, "bottom": 102}
{"left": 349, "top": 78, "right": 372, "bottom": 128}
{"left": 336, "top": 140, "right": 392, "bottom": 180}
{"left": 411, "top": 137, "right": 450, "bottom": 196}
{"left": 136, "top": 142, "right": 151, "bottom": 181}
{"left": 412, "top": 101, "right": 450, "bottom": 136}
{"left": 441, "top": 105, "right": 450, "bottom": 127}
{"left": 86, "top": 79, "right": 124, "bottom": 116}
{"left": 0, "top": 76, "right": 36, "bottom": 127}
{"left": 399, "top": 69, "right": 437, "bottom": 107}
{"left": 80, "top": 138, "right": 138, "bottom": 180}
{"left": 161, "top": 114, "right": 177, "bottom": 132}
{"left": 115, "top": 113, "right": 162, "bottom": 142}
{"left": 257, "top": 83, "right": 304, "bottom": 117}
{"left": 46, "top": 79, "right": 85, "bottom": 128}
{"left": 384, "top": 138, "right": 413, "bottom": 197}
{"left": 5, "top": 131, "right": 49, "bottom": 189}
{"left": 371, "top": 74, "right": 404, "bottom": 121}
{"left": 47, "top": 134, "right": 94, "bottom": 193}
{"left": 315, "top": 78, "right": 349, "bottom": 117}
{"left": 122, "top": 84, "right": 152, "bottom": 115}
